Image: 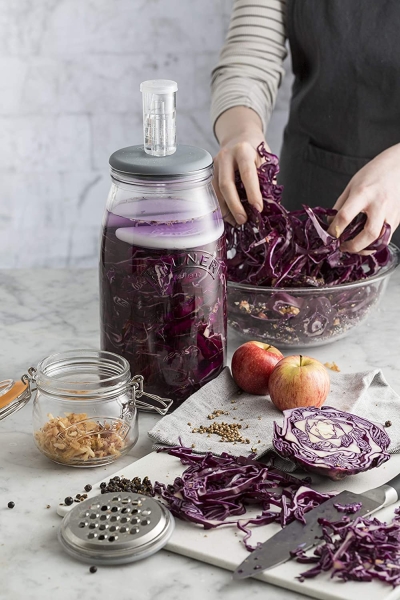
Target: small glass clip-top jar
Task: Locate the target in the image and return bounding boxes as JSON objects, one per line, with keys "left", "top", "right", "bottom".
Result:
{"left": 100, "top": 80, "right": 227, "bottom": 410}
{"left": 0, "top": 349, "right": 172, "bottom": 467}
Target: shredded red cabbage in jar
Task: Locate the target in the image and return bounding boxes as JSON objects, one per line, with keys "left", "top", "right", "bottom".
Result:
{"left": 100, "top": 208, "right": 227, "bottom": 409}
{"left": 226, "top": 143, "right": 391, "bottom": 288}
{"left": 154, "top": 446, "right": 333, "bottom": 551}
{"left": 273, "top": 406, "right": 391, "bottom": 481}
{"left": 293, "top": 509, "right": 400, "bottom": 587}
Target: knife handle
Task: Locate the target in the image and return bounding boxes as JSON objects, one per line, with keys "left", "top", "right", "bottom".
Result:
{"left": 385, "top": 472, "right": 400, "bottom": 500}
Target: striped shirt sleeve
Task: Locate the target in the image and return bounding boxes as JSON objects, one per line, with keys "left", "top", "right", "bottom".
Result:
{"left": 211, "top": 0, "right": 288, "bottom": 134}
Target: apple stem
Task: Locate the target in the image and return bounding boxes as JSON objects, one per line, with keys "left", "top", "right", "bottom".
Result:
{"left": 299, "top": 355, "right": 303, "bottom": 367}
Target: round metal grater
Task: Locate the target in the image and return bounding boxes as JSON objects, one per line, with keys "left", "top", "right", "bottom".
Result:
{"left": 58, "top": 492, "right": 175, "bottom": 565}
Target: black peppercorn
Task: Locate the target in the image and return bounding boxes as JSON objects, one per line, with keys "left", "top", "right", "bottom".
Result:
{"left": 100, "top": 482, "right": 107, "bottom": 489}
{"left": 84, "top": 484, "right": 92, "bottom": 492}
{"left": 64, "top": 497, "right": 74, "bottom": 506}
{"left": 7, "top": 501, "right": 15, "bottom": 509}
{"left": 385, "top": 420, "right": 392, "bottom": 427}
{"left": 89, "top": 566, "right": 97, "bottom": 574}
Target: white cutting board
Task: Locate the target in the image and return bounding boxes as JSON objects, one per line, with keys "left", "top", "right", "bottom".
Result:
{"left": 58, "top": 451, "right": 400, "bottom": 600}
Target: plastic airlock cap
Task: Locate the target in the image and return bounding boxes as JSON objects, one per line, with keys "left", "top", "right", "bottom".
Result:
{"left": 140, "top": 79, "right": 178, "bottom": 157}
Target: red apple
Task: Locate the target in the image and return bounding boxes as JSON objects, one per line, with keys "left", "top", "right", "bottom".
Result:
{"left": 231, "top": 341, "right": 284, "bottom": 395}
{"left": 268, "top": 354, "right": 330, "bottom": 411}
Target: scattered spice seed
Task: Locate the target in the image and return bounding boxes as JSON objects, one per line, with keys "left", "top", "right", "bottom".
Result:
{"left": 206, "top": 409, "right": 229, "bottom": 420}
{"left": 191, "top": 421, "right": 250, "bottom": 444}
{"left": 7, "top": 501, "right": 15, "bottom": 509}
{"left": 99, "top": 475, "right": 154, "bottom": 496}
{"left": 385, "top": 420, "right": 392, "bottom": 427}
{"left": 89, "top": 566, "right": 97, "bottom": 574}
{"left": 84, "top": 484, "right": 92, "bottom": 492}
{"left": 64, "top": 497, "right": 73, "bottom": 506}
{"left": 46, "top": 505, "right": 51, "bottom": 509}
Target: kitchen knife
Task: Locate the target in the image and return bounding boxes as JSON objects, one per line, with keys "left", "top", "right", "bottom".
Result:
{"left": 233, "top": 471, "right": 400, "bottom": 580}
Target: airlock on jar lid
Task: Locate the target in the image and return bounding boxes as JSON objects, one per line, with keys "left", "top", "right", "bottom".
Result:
{"left": 0, "top": 349, "right": 173, "bottom": 468}
{"left": 110, "top": 78, "right": 212, "bottom": 178}
{"left": 140, "top": 79, "right": 177, "bottom": 157}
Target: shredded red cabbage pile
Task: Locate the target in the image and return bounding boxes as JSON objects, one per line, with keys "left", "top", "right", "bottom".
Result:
{"left": 154, "top": 446, "right": 332, "bottom": 551}
{"left": 333, "top": 502, "right": 363, "bottom": 514}
{"left": 293, "top": 509, "right": 400, "bottom": 587}
{"left": 226, "top": 143, "right": 391, "bottom": 288}
{"left": 273, "top": 406, "right": 391, "bottom": 481}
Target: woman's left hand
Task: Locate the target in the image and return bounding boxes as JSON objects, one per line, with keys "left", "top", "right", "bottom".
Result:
{"left": 327, "top": 143, "right": 400, "bottom": 253}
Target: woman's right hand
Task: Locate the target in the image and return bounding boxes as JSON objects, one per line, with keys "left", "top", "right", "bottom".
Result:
{"left": 213, "top": 107, "right": 268, "bottom": 226}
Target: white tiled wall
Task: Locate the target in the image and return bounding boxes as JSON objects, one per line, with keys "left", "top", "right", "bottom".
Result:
{"left": 0, "top": 0, "right": 292, "bottom": 268}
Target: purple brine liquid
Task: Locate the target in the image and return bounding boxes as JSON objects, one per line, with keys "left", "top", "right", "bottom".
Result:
{"left": 100, "top": 199, "right": 227, "bottom": 410}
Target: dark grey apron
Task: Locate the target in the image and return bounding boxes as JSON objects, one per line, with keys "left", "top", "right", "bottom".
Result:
{"left": 279, "top": 0, "right": 400, "bottom": 247}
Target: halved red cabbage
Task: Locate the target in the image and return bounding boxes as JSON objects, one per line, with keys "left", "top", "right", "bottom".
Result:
{"left": 154, "top": 446, "right": 333, "bottom": 551}
{"left": 226, "top": 143, "right": 391, "bottom": 288}
{"left": 273, "top": 406, "right": 390, "bottom": 480}
{"left": 293, "top": 509, "right": 400, "bottom": 586}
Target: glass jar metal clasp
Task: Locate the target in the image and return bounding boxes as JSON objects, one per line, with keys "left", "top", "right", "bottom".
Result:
{"left": 0, "top": 367, "right": 37, "bottom": 421}
{"left": 129, "top": 375, "right": 173, "bottom": 415}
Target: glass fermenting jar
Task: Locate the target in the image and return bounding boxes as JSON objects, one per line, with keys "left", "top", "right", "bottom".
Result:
{"left": 100, "top": 145, "right": 227, "bottom": 410}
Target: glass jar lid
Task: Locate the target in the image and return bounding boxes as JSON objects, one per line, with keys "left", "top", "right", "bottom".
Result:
{"left": 109, "top": 144, "right": 212, "bottom": 179}
{"left": 0, "top": 349, "right": 173, "bottom": 421}
{"left": 58, "top": 491, "right": 175, "bottom": 565}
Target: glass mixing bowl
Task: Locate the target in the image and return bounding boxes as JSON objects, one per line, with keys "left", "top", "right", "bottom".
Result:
{"left": 227, "top": 244, "right": 399, "bottom": 348}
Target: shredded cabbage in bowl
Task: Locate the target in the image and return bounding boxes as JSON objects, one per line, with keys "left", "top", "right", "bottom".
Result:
{"left": 226, "top": 144, "right": 399, "bottom": 346}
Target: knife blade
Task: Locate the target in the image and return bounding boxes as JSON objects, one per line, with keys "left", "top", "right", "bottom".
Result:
{"left": 233, "top": 470, "right": 400, "bottom": 580}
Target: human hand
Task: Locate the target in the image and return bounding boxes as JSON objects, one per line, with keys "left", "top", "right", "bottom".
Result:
{"left": 213, "top": 107, "right": 267, "bottom": 226}
{"left": 327, "top": 144, "right": 400, "bottom": 253}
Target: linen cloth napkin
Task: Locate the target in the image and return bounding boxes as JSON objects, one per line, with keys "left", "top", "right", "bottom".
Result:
{"left": 148, "top": 367, "right": 400, "bottom": 470}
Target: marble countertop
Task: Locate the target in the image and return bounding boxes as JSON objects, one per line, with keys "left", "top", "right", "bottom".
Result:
{"left": 1, "top": 268, "right": 399, "bottom": 600}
